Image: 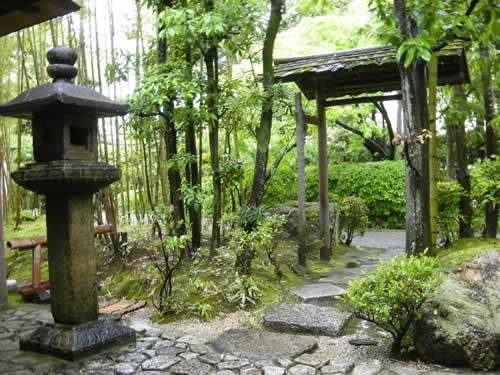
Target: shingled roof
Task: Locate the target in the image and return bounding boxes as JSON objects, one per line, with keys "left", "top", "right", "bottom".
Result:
{"left": 274, "top": 41, "right": 469, "bottom": 100}
{"left": 0, "top": 0, "right": 80, "bottom": 37}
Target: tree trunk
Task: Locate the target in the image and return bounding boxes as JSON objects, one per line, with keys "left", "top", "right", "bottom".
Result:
{"left": 394, "top": 0, "right": 432, "bottom": 255}
{"left": 479, "top": 43, "right": 497, "bottom": 238}
{"left": 248, "top": 0, "right": 284, "bottom": 209}
{"left": 158, "top": 0, "right": 186, "bottom": 237}
{"left": 185, "top": 47, "right": 201, "bottom": 251}
{"left": 448, "top": 85, "right": 473, "bottom": 237}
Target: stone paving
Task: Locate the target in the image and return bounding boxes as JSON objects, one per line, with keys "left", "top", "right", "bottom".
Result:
{"left": 0, "top": 302, "right": 495, "bottom": 375}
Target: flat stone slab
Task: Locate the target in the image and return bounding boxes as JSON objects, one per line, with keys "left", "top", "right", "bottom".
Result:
{"left": 264, "top": 304, "right": 351, "bottom": 336}
{"left": 211, "top": 329, "right": 317, "bottom": 361}
{"left": 20, "top": 319, "right": 136, "bottom": 361}
{"left": 289, "top": 283, "right": 346, "bottom": 303}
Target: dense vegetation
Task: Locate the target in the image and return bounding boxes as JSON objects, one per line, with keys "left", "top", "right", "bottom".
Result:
{"left": 0, "top": 0, "right": 498, "bottom": 317}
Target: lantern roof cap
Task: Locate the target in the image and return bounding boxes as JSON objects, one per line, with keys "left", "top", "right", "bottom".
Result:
{"left": 0, "top": 46, "right": 129, "bottom": 119}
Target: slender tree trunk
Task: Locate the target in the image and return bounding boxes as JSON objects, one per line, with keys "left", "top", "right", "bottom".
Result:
{"left": 394, "top": 0, "right": 432, "bottom": 255}
{"left": 479, "top": 43, "right": 498, "bottom": 238}
{"left": 185, "top": 47, "right": 201, "bottom": 251}
{"left": 248, "top": 0, "right": 284, "bottom": 209}
{"left": 158, "top": 0, "right": 186, "bottom": 237}
{"left": 447, "top": 85, "right": 473, "bottom": 237}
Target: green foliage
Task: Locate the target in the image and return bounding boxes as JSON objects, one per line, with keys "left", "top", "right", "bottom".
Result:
{"left": 230, "top": 212, "right": 285, "bottom": 278}
{"left": 146, "top": 204, "right": 190, "bottom": 314}
{"left": 225, "top": 275, "right": 262, "bottom": 309}
{"left": 338, "top": 196, "right": 369, "bottom": 246}
{"left": 306, "top": 161, "right": 406, "bottom": 228}
{"left": 340, "top": 252, "right": 441, "bottom": 355}
{"left": 437, "top": 181, "right": 465, "bottom": 247}
{"left": 470, "top": 156, "right": 500, "bottom": 230}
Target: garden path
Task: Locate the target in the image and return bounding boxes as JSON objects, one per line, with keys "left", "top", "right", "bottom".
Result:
{"left": 0, "top": 231, "right": 487, "bottom": 374}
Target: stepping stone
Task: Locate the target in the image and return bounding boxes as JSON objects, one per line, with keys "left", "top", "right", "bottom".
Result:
{"left": 349, "top": 338, "right": 378, "bottom": 346}
{"left": 169, "top": 358, "right": 213, "bottom": 374}
{"left": 289, "top": 283, "right": 345, "bottom": 303}
{"left": 263, "top": 304, "right": 352, "bottom": 336}
{"left": 211, "top": 329, "right": 317, "bottom": 361}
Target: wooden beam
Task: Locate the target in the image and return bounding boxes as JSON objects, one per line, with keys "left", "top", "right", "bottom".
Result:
{"left": 303, "top": 113, "right": 319, "bottom": 126}
{"left": 324, "top": 94, "right": 402, "bottom": 107}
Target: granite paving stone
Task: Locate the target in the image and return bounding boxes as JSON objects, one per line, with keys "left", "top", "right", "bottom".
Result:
{"left": 288, "top": 364, "right": 317, "bottom": 375}
{"left": 261, "top": 365, "right": 285, "bottom": 375}
{"left": 115, "top": 362, "right": 137, "bottom": 375}
{"left": 240, "top": 366, "right": 262, "bottom": 375}
{"left": 264, "top": 304, "right": 351, "bottom": 337}
{"left": 169, "top": 358, "right": 214, "bottom": 374}
{"left": 323, "top": 359, "right": 355, "bottom": 374}
{"left": 217, "top": 359, "right": 250, "bottom": 370}
{"left": 141, "top": 355, "right": 181, "bottom": 371}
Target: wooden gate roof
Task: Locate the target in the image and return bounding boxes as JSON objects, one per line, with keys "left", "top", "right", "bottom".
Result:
{"left": 0, "top": 0, "right": 80, "bottom": 37}
{"left": 274, "top": 41, "right": 469, "bottom": 100}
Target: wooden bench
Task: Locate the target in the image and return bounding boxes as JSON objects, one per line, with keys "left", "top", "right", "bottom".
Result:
{"left": 7, "top": 224, "right": 113, "bottom": 301}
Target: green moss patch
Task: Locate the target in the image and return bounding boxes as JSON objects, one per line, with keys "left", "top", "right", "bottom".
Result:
{"left": 437, "top": 237, "right": 499, "bottom": 269}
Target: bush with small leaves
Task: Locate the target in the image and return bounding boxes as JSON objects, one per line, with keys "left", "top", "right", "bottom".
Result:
{"left": 437, "top": 181, "right": 464, "bottom": 247}
{"left": 339, "top": 252, "right": 441, "bottom": 356}
{"left": 338, "top": 196, "right": 369, "bottom": 245}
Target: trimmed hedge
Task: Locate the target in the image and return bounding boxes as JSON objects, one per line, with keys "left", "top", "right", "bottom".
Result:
{"left": 306, "top": 160, "right": 406, "bottom": 228}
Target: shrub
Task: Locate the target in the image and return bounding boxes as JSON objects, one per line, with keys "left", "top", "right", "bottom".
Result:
{"left": 470, "top": 155, "right": 500, "bottom": 232}
{"left": 338, "top": 196, "right": 369, "bottom": 246}
{"left": 230, "top": 212, "right": 285, "bottom": 278}
{"left": 306, "top": 161, "right": 405, "bottom": 228}
{"left": 437, "top": 181, "right": 465, "bottom": 247}
{"left": 339, "top": 252, "right": 441, "bottom": 356}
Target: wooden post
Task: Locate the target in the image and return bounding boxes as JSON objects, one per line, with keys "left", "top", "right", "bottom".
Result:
{"left": 428, "top": 54, "right": 438, "bottom": 255}
{"left": 295, "top": 93, "right": 307, "bottom": 266}
{"left": 0, "top": 163, "right": 7, "bottom": 309}
{"left": 316, "top": 90, "right": 330, "bottom": 261}
{"left": 32, "top": 244, "right": 41, "bottom": 289}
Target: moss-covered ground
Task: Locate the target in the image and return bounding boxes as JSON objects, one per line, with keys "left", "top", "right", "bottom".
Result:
{"left": 4, "top": 217, "right": 497, "bottom": 321}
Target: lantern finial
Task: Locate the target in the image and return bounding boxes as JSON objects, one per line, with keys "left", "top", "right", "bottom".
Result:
{"left": 46, "top": 46, "right": 78, "bottom": 82}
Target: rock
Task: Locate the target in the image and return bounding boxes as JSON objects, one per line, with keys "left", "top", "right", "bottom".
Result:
{"left": 199, "top": 353, "right": 222, "bottom": 365}
{"left": 263, "top": 304, "right": 351, "bottom": 336}
{"left": 291, "top": 264, "right": 308, "bottom": 277}
{"left": 178, "top": 334, "right": 206, "bottom": 345}
{"left": 144, "top": 328, "right": 162, "bottom": 337}
{"left": 288, "top": 365, "right": 316, "bottom": 375}
{"left": 169, "top": 358, "right": 214, "bottom": 374}
{"left": 217, "top": 359, "right": 250, "bottom": 370}
{"left": 141, "top": 355, "right": 180, "bottom": 371}
{"left": 348, "top": 338, "right": 378, "bottom": 346}
{"left": 321, "top": 358, "right": 355, "bottom": 374}
{"left": 352, "top": 362, "right": 382, "bottom": 375}
{"left": 261, "top": 366, "right": 285, "bottom": 375}
{"left": 241, "top": 367, "right": 262, "bottom": 375}
{"left": 211, "top": 329, "right": 317, "bottom": 361}
{"left": 294, "top": 352, "right": 329, "bottom": 368}
{"left": 114, "top": 363, "right": 137, "bottom": 375}
{"left": 414, "top": 250, "right": 500, "bottom": 371}
{"left": 289, "top": 283, "right": 345, "bottom": 303}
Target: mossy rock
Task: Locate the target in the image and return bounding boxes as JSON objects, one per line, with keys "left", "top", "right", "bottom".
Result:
{"left": 414, "top": 250, "right": 500, "bottom": 371}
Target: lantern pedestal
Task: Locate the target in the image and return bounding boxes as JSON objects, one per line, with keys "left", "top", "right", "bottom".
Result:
{"left": 20, "top": 316, "right": 136, "bottom": 361}
{"left": 0, "top": 46, "right": 135, "bottom": 360}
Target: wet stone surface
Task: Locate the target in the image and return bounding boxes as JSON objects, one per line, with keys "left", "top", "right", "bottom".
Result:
{"left": 0, "top": 232, "right": 494, "bottom": 374}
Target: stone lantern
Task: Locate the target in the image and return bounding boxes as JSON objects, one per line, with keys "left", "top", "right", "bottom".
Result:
{"left": 0, "top": 46, "right": 135, "bottom": 360}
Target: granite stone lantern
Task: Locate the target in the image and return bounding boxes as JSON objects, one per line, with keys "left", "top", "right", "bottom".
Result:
{"left": 0, "top": 46, "right": 135, "bottom": 360}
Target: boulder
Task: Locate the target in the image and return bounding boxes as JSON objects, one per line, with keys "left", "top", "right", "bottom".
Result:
{"left": 210, "top": 329, "right": 317, "bottom": 361}
{"left": 414, "top": 250, "right": 500, "bottom": 370}
{"left": 263, "top": 304, "right": 351, "bottom": 336}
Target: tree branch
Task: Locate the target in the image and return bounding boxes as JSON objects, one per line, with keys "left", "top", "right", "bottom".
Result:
{"left": 264, "top": 141, "right": 297, "bottom": 184}
{"left": 334, "top": 119, "right": 390, "bottom": 159}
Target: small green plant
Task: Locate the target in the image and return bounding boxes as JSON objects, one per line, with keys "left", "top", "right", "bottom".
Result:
{"left": 339, "top": 252, "right": 441, "bottom": 356}
{"left": 470, "top": 155, "right": 500, "bottom": 233}
{"left": 437, "top": 181, "right": 464, "bottom": 247}
{"left": 230, "top": 209, "right": 284, "bottom": 278}
{"left": 225, "top": 275, "right": 262, "bottom": 309}
{"left": 338, "top": 196, "right": 369, "bottom": 245}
